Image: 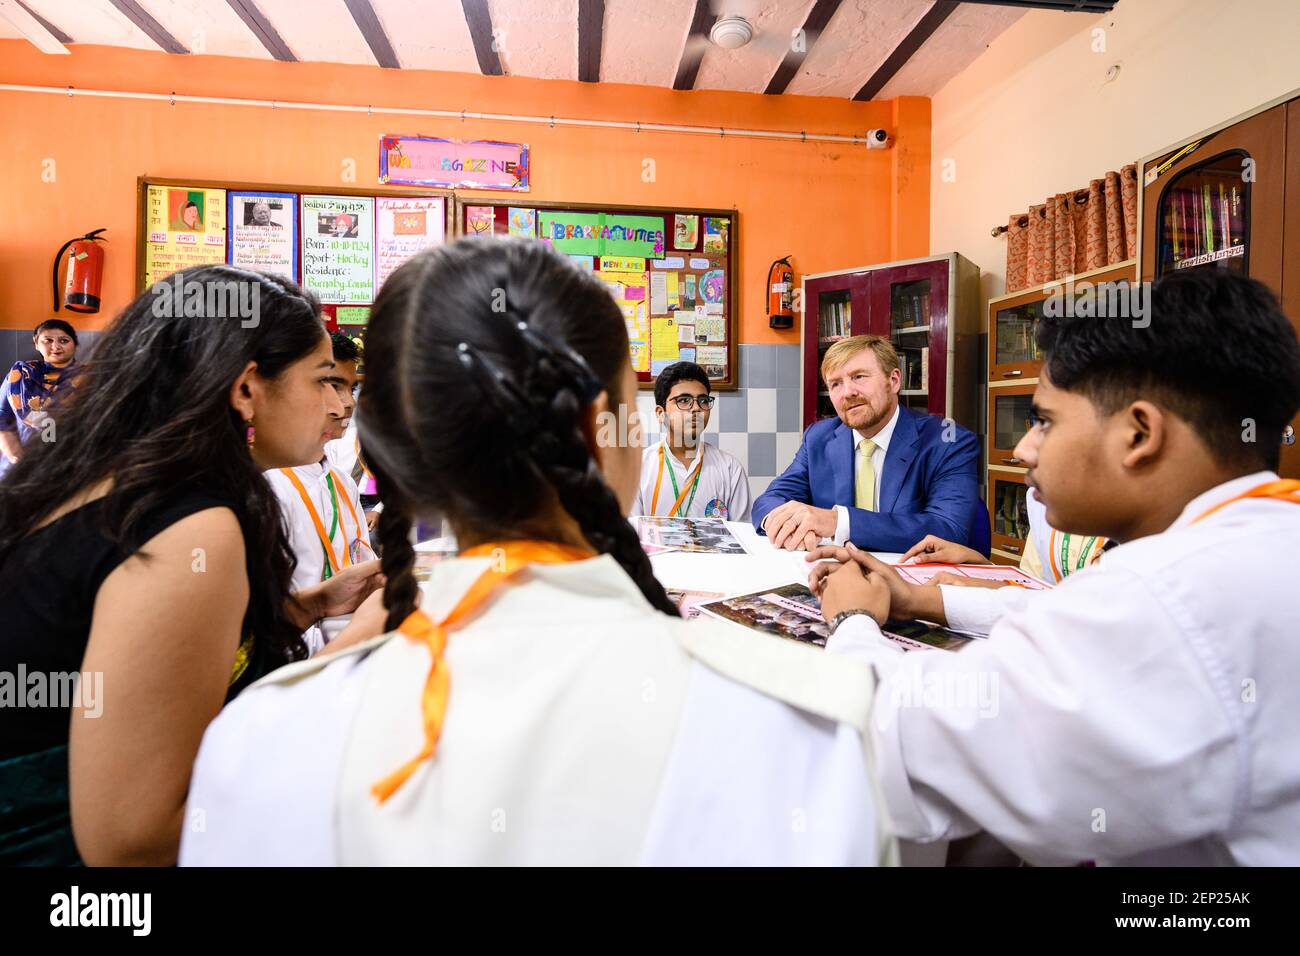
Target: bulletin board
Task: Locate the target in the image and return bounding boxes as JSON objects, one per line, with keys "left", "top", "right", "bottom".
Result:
{"left": 455, "top": 198, "right": 738, "bottom": 390}
{"left": 135, "top": 177, "right": 454, "bottom": 343}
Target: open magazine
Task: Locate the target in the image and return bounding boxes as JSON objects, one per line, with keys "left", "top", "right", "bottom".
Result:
{"left": 637, "top": 516, "right": 747, "bottom": 555}
{"left": 894, "top": 563, "right": 1052, "bottom": 590}
{"left": 665, "top": 588, "right": 725, "bottom": 621}
{"left": 696, "top": 583, "right": 976, "bottom": 652}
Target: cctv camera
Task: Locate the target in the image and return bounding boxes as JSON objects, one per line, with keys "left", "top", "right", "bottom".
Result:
{"left": 866, "top": 128, "right": 891, "bottom": 149}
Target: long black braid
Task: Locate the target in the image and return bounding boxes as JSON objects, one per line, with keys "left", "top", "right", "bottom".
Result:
{"left": 357, "top": 237, "right": 680, "bottom": 626}
{"left": 459, "top": 323, "right": 680, "bottom": 618}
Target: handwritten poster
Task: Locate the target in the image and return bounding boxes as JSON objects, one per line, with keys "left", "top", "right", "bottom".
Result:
{"left": 651, "top": 317, "right": 680, "bottom": 374}
{"left": 227, "top": 191, "right": 296, "bottom": 276}
{"left": 595, "top": 269, "right": 650, "bottom": 372}
{"left": 144, "top": 185, "right": 227, "bottom": 287}
{"left": 650, "top": 272, "right": 668, "bottom": 314}
{"left": 507, "top": 207, "right": 536, "bottom": 237}
{"left": 301, "top": 195, "right": 375, "bottom": 304}
{"left": 375, "top": 196, "right": 446, "bottom": 290}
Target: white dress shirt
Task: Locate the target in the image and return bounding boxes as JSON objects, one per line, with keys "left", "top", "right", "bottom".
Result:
{"left": 632, "top": 439, "right": 752, "bottom": 522}
{"left": 266, "top": 460, "right": 373, "bottom": 654}
{"left": 826, "top": 470, "right": 1300, "bottom": 865}
{"left": 829, "top": 404, "right": 900, "bottom": 545}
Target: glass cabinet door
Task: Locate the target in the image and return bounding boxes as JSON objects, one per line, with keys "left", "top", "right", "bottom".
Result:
{"left": 1156, "top": 151, "right": 1250, "bottom": 278}
{"left": 866, "top": 261, "right": 949, "bottom": 419}
{"left": 989, "top": 473, "right": 1030, "bottom": 561}
{"left": 804, "top": 272, "right": 871, "bottom": 426}
{"left": 988, "top": 384, "right": 1034, "bottom": 464}
{"left": 990, "top": 299, "right": 1043, "bottom": 381}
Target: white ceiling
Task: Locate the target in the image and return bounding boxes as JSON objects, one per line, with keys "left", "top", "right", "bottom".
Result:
{"left": 2, "top": 0, "right": 1028, "bottom": 99}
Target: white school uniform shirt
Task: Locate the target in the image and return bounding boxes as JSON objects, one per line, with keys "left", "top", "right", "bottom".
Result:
{"left": 827, "top": 470, "right": 1300, "bottom": 865}
{"left": 631, "top": 439, "right": 751, "bottom": 522}
{"left": 323, "top": 420, "right": 358, "bottom": 479}
{"left": 265, "top": 461, "right": 373, "bottom": 654}
{"left": 180, "top": 554, "right": 897, "bottom": 866}
{"left": 759, "top": 405, "right": 898, "bottom": 545}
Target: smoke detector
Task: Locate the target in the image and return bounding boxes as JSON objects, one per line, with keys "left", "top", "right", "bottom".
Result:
{"left": 710, "top": 16, "right": 754, "bottom": 50}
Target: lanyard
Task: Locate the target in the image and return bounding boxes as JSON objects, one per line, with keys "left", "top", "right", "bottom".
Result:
{"left": 1053, "top": 532, "right": 1100, "bottom": 579}
{"left": 651, "top": 444, "right": 704, "bottom": 517}
{"left": 1188, "top": 478, "right": 1300, "bottom": 525}
{"left": 281, "top": 467, "right": 359, "bottom": 579}
{"left": 371, "top": 539, "right": 595, "bottom": 803}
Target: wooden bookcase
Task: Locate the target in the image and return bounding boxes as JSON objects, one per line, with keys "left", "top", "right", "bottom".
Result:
{"left": 984, "top": 259, "right": 1136, "bottom": 566}
{"left": 800, "top": 253, "right": 981, "bottom": 432}
{"left": 1138, "top": 87, "right": 1300, "bottom": 478}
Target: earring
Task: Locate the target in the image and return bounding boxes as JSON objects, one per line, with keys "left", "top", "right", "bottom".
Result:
{"left": 245, "top": 417, "right": 255, "bottom": 449}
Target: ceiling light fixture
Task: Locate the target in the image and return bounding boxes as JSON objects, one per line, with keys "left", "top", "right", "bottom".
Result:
{"left": 709, "top": 16, "right": 754, "bottom": 50}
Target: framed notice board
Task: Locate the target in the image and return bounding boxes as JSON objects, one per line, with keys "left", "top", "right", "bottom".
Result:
{"left": 136, "top": 177, "right": 453, "bottom": 342}
{"left": 454, "top": 198, "right": 738, "bottom": 390}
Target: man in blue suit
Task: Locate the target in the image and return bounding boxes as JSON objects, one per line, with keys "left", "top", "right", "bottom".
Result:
{"left": 754, "top": 336, "right": 980, "bottom": 553}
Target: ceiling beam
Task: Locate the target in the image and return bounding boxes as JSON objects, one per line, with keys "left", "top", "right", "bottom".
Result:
{"left": 577, "top": 0, "right": 604, "bottom": 83}
{"left": 673, "top": 0, "right": 713, "bottom": 91}
{"left": 105, "top": 0, "right": 188, "bottom": 55}
{"left": 343, "top": 0, "right": 399, "bottom": 69}
{"left": 852, "top": 0, "right": 957, "bottom": 102}
{"left": 7, "top": 0, "right": 71, "bottom": 46}
{"left": 764, "top": 0, "right": 842, "bottom": 96}
{"left": 460, "top": 0, "right": 503, "bottom": 76}
{"left": 225, "top": 0, "right": 295, "bottom": 62}
{"left": 958, "top": 1, "right": 1115, "bottom": 11}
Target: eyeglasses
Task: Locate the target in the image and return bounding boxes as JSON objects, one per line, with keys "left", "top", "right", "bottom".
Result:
{"left": 669, "top": 395, "right": 716, "bottom": 411}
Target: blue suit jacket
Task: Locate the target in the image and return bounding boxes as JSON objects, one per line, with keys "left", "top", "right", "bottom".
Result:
{"left": 752, "top": 406, "right": 981, "bottom": 553}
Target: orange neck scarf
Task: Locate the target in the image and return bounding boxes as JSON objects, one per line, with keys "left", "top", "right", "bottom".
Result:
{"left": 1189, "top": 478, "right": 1300, "bottom": 525}
{"left": 371, "top": 539, "right": 596, "bottom": 803}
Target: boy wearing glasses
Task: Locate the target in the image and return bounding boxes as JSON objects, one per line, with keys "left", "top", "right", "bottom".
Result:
{"left": 632, "top": 361, "right": 751, "bottom": 520}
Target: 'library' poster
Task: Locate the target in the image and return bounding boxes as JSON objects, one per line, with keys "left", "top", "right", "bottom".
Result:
{"left": 301, "top": 195, "right": 375, "bottom": 303}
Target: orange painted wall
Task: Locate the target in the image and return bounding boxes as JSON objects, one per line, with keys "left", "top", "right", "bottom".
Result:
{"left": 0, "top": 41, "right": 930, "bottom": 344}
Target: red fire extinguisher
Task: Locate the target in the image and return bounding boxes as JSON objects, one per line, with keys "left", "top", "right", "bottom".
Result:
{"left": 767, "top": 255, "right": 795, "bottom": 330}
{"left": 52, "top": 228, "right": 108, "bottom": 314}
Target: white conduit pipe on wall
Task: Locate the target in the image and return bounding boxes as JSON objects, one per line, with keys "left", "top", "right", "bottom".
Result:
{"left": 0, "top": 83, "right": 871, "bottom": 146}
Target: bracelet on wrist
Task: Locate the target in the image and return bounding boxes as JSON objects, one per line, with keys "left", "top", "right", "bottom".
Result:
{"left": 829, "top": 608, "right": 876, "bottom": 634}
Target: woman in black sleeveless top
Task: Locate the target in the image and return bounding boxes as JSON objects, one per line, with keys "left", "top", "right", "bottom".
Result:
{"left": 0, "top": 266, "right": 383, "bottom": 865}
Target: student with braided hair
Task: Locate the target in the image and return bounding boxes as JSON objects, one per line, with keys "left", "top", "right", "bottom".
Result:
{"left": 181, "top": 238, "right": 895, "bottom": 866}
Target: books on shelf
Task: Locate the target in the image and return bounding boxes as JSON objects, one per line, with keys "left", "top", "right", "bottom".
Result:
{"left": 1165, "top": 178, "right": 1245, "bottom": 267}
{"left": 899, "top": 347, "right": 929, "bottom": 391}
{"left": 892, "top": 287, "right": 931, "bottom": 329}
{"left": 818, "top": 297, "right": 851, "bottom": 339}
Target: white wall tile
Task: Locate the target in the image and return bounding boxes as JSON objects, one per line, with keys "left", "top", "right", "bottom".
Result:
{"left": 747, "top": 388, "right": 778, "bottom": 433}
{"left": 748, "top": 475, "right": 771, "bottom": 505}
{"left": 775, "top": 431, "right": 802, "bottom": 477}
{"left": 717, "top": 431, "right": 748, "bottom": 472}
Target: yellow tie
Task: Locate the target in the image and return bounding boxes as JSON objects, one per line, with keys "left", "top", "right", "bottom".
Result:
{"left": 855, "top": 439, "right": 877, "bottom": 511}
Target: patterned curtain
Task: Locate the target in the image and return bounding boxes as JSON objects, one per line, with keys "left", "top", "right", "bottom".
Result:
{"left": 1003, "top": 163, "right": 1138, "bottom": 293}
